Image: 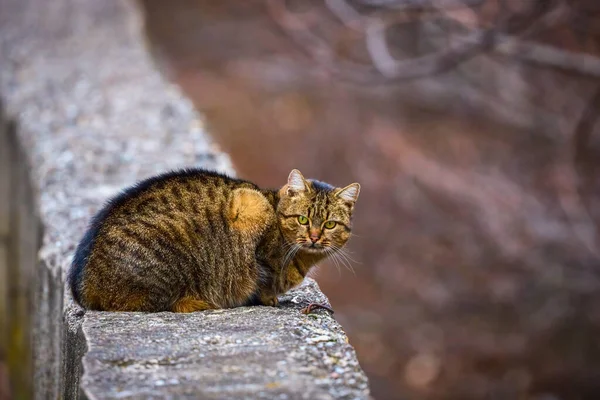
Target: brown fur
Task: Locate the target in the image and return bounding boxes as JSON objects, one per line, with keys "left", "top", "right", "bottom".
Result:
{"left": 172, "top": 297, "right": 214, "bottom": 313}
{"left": 229, "top": 188, "right": 275, "bottom": 236}
{"left": 68, "top": 169, "right": 359, "bottom": 312}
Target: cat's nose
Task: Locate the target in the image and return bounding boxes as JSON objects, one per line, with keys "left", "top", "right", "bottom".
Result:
{"left": 309, "top": 236, "right": 319, "bottom": 243}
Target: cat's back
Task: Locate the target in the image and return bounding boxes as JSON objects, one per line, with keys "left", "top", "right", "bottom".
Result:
{"left": 104, "top": 168, "right": 255, "bottom": 219}
{"left": 68, "top": 168, "right": 259, "bottom": 308}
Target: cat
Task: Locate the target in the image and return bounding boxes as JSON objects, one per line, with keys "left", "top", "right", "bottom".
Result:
{"left": 68, "top": 168, "right": 360, "bottom": 312}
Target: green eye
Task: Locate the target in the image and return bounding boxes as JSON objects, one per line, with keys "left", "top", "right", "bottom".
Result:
{"left": 298, "top": 215, "right": 309, "bottom": 225}
{"left": 324, "top": 221, "right": 336, "bottom": 229}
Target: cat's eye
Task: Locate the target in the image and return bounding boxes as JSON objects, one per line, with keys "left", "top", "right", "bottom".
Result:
{"left": 298, "top": 215, "right": 309, "bottom": 225}
{"left": 324, "top": 221, "right": 336, "bottom": 229}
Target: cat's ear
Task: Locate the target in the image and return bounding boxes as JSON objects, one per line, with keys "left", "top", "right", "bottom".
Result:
{"left": 286, "top": 169, "right": 309, "bottom": 195}
{"left": 336, "top": 183, "right": 360, "bottom": 204}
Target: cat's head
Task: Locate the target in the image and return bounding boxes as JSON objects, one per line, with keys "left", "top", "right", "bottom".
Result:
{"left": 277, "top": 169, "right": 360, "bottom": 254}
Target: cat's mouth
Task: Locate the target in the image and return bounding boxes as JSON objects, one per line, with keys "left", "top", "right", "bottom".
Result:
{"left": 301, "top": 242, "right": 326, "bottom": 253}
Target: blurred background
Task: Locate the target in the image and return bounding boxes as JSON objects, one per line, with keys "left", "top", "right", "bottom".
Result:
{"left": 2, "top": 0, "right": 600, "bottom": 399}
{"left": 137, "top": 0, "right": 600, "bottom": 399}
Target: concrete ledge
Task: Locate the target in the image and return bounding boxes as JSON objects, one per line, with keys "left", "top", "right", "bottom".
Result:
{"left": 0, "top": 102, "right": 41, "bottom": 400}
{"left": 81, "top": 279, "right": 368, "bottom": 400}
{"left": 0, "top": 0, "right": 370, "bottom": 398}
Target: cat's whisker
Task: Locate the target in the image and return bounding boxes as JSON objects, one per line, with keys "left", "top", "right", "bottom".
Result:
{"left": 339, "top": 252, "right": 357, "bottom": 277}
{"left": 327, "top": 244, "right": 357, "bottom": 276}
{"left": 330, "top": 243, "right": 361, "bottom": 264}
{"left": 283, "top": 243, "right": 297, "bottom": 251}
{"left": 324, "top": 248, "right": 342, "bottom": 278}
{"left": 282, "top": 248, "right": 294, "bottom": 268}
{"left": 338, "top": 246, "right": 356, "bottom": 256}
{"left": 334, "top": 250, "right": 355, "bottom": 276}
{"left": 333, "top": 253, "right": 344, "bottom": 279}
{"left": 339, "top": 249, "right": 360, "bottom": 265}
{"left": 282, "top": 243, "right": 302, "bottom": 269}
{"left": 281, "top": 240, "right": 301, "bottom": 256}
{"left": 281, "top": 245, "right": 293, "bottom": 266}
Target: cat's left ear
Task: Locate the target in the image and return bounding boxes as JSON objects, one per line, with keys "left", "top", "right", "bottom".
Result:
{"left": 335, "top": 183, "right": 360, "bottom": 204}
{"left": 286, "top": 169, "right": 310, "bottom": 196}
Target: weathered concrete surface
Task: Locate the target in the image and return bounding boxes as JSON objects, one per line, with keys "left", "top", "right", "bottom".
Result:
{"left": 0, "top": 104, "right": 9, "bottom": 398}
{"left": 0, "top": 0, "right": 370, "bottom": 398}
{"left": 81, "top": 279, "right": 369, "bottom": 400}
{"left": 0, "top": 103, "right": 41, "bottom": 400}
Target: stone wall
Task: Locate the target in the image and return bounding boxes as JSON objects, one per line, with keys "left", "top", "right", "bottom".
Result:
{"left": 0, "top": 0, "right": 370, "bottom": 398}
{"left": 0, "top": 103, "right": 40, "bottom": 400}
{"left": 0, "top": 103, "right": 9, "bottom": 399}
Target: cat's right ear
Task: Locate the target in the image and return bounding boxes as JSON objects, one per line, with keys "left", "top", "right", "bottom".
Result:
{"left": 286, "top": 169, "right": 309, "bottom": 196}
{"left": 335, "top": 183, "right": 360, "bottom": 204}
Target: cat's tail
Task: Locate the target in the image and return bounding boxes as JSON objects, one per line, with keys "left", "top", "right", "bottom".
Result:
{"left": 67, "top": 228, "right": 95, "bottom": 306}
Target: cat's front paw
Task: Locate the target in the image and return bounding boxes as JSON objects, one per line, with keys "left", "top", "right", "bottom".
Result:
{"left": 262, "top": 296, "right": 279, "bottom": 307}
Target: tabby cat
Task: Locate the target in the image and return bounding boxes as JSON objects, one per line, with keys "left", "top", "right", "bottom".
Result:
{"left": 68, "top": 168, "right": 360, "bottom": 312}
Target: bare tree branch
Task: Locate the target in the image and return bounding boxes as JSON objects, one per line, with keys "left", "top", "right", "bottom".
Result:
{"left": 492, "top": 37, "right": 600, "bottom": 78}
{"left": 365, "top": 22, "right": 496, "bottom": 79}
{"left": 363, "top": 0, "right": 575, "bottom": 79}
{"left": 555, "top": 85, "right": 600, "bottom": 257}
{"left": 351, "top": 0, "right": 485, "bottom": 11}
{"left": 574, "top": 86, "right": 600, "bottom": 167}
{"left": 269, "top": 0, "right": 600, "bottom": 84}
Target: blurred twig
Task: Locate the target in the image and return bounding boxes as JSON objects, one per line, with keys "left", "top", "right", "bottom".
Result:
{"left": 351, "top": 0, "right": 486, "bottom": 11}
{"left": 491, "top": 38, "right": 600, "bottom": 78}
{"left": 574, "top": 87, "right": 600, "bottom": 167}
{"left": 364, "top": 23, "right": 495, "bottom": 79}
{"left": 554, "top": 86, "right": 600, "bottom": 257}
{"left": 268, "top": 0, "right": 600, "bottom": 82}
